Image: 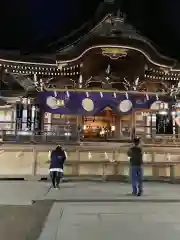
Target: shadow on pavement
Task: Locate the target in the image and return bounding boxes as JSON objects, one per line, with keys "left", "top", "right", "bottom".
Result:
{"left": 0, "top": 201, "right": 53, "bottom": 240}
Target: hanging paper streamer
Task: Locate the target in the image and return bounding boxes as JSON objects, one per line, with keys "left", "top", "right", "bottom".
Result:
{"left": 104, "top": 152, "right": 109, "bottom": 160}
{"left": 166, "top": 153, "right": 171, "bottom": 161}
{"left": 27, "top": 104, "right": 32, "bottom": 130}
{"left": 15, "top": 102, "right": 24, "bottom": 131}
{"left": 104, "top": 152, "right": 114, "bottom": 162}
{"left": 48, "top": 150, "right": 51, "bottom": 161}
{"left": 16, "top": 151, "right": 24, "bottom": 158}
{"left": 0, "top": 150, "right": 4, "bottom": 156}
{"left": 33, "top": 104, "right": 42, "bottom": 134}
{"left": 88, "top": 152, "right": 92, "bottom": 160}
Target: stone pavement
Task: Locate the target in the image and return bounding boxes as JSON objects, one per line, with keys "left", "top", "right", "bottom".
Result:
{"left": 39, "top": 202, "right": 180, "bottom": 240}
{"left": 0, "top": 181, "right": 48, "bottom": 205}
{"left": 1, "top": 181, "right": 180, "bottom": 205}
{"left": 0, "top": 201, "right": 52, "bottom": 240}
{"left": 1, "top": 181, "right": 180, "bottom": 239}
{"left": 40, "top": 181, "right": 180, "bottom": 202}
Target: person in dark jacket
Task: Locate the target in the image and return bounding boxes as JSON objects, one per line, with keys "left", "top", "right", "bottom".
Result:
{"left": 49, "top": 145, "right": 67, "bottom": 189}
{"left": 127, "top": 137, "right": 143, "bottom": 196}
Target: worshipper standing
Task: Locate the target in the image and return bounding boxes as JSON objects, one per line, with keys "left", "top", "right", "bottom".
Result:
{"left": 127, "top": 137, "right": 143, "bottom": 196}
{"left": 49, "top": 145, "right": 67, "bottom": 189}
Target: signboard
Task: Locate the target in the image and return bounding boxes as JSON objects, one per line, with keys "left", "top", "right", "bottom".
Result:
{"left": 101, "top": 48, "right": 128, "bottom": 59}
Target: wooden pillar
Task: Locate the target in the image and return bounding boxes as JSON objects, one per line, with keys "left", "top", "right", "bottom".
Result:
{"left": 152, "top": 152, "right": 158, "bottom": 180}
{"left": 33, "top": 104, "right": 44, "bottom": 135}
{"left": 115, "top": 116, "right": 120, "bottom": 139}
{"left": 77, "top": 116, "right": 83, "bottom": 126}
{"left": 15, "top": 101, "right": 24, "bottom": 131}
{"left": 131, "top": 111, "right": 136, "bottom": 139}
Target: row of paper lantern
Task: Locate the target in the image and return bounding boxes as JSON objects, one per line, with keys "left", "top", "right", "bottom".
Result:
{"left": 0, "top": 63, "right": 80, "bottom": 74}
{"left": 145, "top": 74, "right": 179, "bottom": 81}
{"left": 149, "top": 68, "right": 180, "bottom": 76}
{"left": 11, "top": 69, "right": 80, "bottom": 76}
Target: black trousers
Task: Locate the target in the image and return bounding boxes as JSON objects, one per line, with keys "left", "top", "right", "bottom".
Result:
{"left": 50, "top": 171, "right": 62, "bottom": 188}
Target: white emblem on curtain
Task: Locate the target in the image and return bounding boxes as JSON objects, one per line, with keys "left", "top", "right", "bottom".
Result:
{"left": 82, "top": 98, "right": 94, "bottom": 112}
{"left": 150, "top": 101, "right": 168, "bottom": 110}
{"left": 46, "top": 96, "right": 59, "bottom": 109}
{"left": 119, "top": 100, "right": 132, "bottom": 112}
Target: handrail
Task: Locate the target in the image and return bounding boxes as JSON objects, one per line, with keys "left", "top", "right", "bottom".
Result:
{"left": 64, "top": 160, "right": 180, "bottom": 166}
{"left": 2, "top": 145, "right": 180, "bottom": 153}
{"left": 0, "top": 147, "right": 179, "bottom": 181}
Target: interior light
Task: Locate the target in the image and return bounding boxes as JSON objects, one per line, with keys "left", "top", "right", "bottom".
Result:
{"left": 100, "top": 129, "right": 105, "bottom": 135}
{"left": 159, "top": 110, "right": 168, "bottom": 115}
{"left": 111, "top": 125, "right": 115, "bottom": 131}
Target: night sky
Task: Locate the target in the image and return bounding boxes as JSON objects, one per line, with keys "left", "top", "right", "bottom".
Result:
{"left": 0, "top": 0, "right": 180, "bottom": 60}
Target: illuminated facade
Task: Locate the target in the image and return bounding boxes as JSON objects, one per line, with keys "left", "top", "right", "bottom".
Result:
{"left": 0, "top": 5, "right": 180, "bottom": 142}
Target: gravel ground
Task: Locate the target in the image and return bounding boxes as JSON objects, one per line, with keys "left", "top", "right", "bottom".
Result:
{"left": 0, "top": 201, "right": 53, "bottom": 240}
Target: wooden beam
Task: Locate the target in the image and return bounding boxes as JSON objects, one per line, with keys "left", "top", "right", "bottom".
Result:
{"left": 44, "top": 87, "right": 167, "bottom": 95}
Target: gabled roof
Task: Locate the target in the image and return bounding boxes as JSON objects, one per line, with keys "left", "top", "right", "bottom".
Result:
{"left": 0, "top": 1, "right": 113, "bottom": 65}
{"left": 0, "top": 0, "right": 177, "bottom": 71}
{"left": 56, "top": 12, "right": 176, "bottom": 68}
